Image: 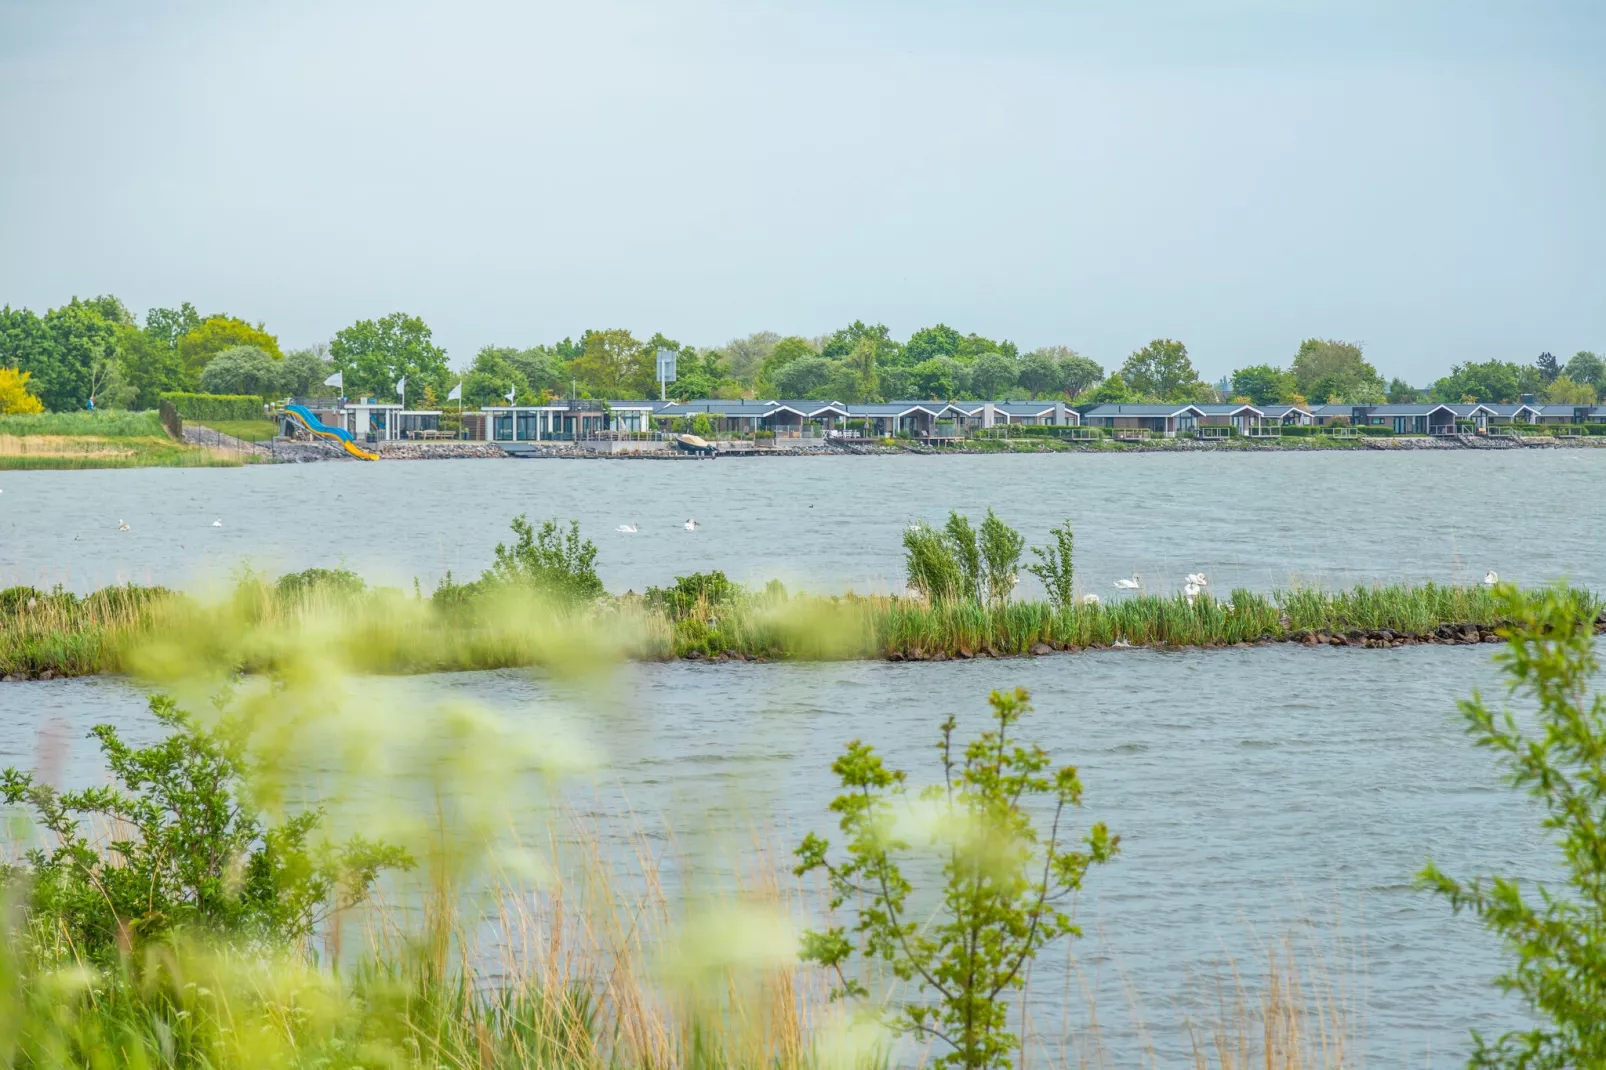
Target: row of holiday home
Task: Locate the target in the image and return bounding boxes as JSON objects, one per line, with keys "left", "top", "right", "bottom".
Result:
{"left": 291, "top": 397, "right": 1606, "bottom": 445}
{"left": 470, "top": 400, "right": 1316, "bottom": 441}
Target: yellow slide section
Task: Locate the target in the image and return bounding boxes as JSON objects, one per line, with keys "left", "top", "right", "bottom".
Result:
{"left": 338, "top": 438, "right": 380, "bottom": 460}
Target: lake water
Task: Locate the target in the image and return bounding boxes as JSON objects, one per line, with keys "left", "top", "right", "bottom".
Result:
{"left": 3, "top": 450, "right": 1605, "bottom": 596}
{"left": 1, "top": 452, "right": 1595, "bottom": 1064}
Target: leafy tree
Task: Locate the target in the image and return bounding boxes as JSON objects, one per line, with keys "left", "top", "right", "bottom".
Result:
{"left": 484, "top": 516, "right": 603, "bottom": 604}
{"left": 1120, "top": 339, "right": 1199, "bottom": 399}
{"left": 672, "top": 350, "right": 738, "bottom": 400}
{"left": 144, "top": 303, "right": 203, "bottom": 350}
{"left": 820, "top": 320, "right": 901, "bottom": 365}
{"left": 1564, "top": 351, "right": 1603, "bottom": 390}
{"left": 905, "top": 323, "right": 962, "bottom": 364}
{"left": 463, "top": 346, "right": 527, "bottom": 407}
{"left": 1543, "top": 375, "right": 1596, "bottom": 405}
{"left": 31, "top": 298, "right": 128, "bottom": 411}
{"left": 1016, "top": 351, "right": 1063, "bottom": 397}
{"left": 1026, "top": 346, "right": 1101, "bottom": 396}
{"left": 795, "top": 687, "right": 1117, "bottom": 1070}
{"left": 720, "top": 330, "right": 780, "bottom": 384}
{"left": 911, "top": 357, "right": 967, "bottom": 399}
{"left": 1291, "top": 339, "right": 1382, "bottom": 401}
{"left": 1418, "top": 585, "right": 1606, "bottom": 1069}
{"left": 280, "top": 346, "right": 331, "bottom": 397}
{"left": 330, "top": 312, "right": 449, "bottom": 399}
{"left": 773, "top": 355, "right": 835, "bottom": 399}
{"left": 1535, "top": 351, "right": 1560, "bottom": 383}
{"left": 1387, "top": 377, "right": 1423, "bottom": 403}
{"left": 1431, "top": 360, "right": 1543, "bottom": 404}
{"left": 970, "top": 352, "right": 1018, "bottom": 400}
{"left": 177, "top": 316, "right": 282, "bottom": 379}
{"left": 1230, "top": 363, "right": 1294, "bottom": 405}
{"left": 568, "top": 328, "right": 649, "bottom": 398}
{"left": 0, "top": 367, "right": 44, "bottom": 414}
{"left": 845, "top": 336, "right": 881, "bottom": 402}
{"left": 87, "top": 350, "right": 137, "bottom": 410}
{"left": 0, "top": 694, "right": 410, "bottom": 967}
{"left": 1085, "top": 374, "right": 1137, "bottom": 404}
{"left": 1025, "top": 521, "right": 1074, "bottom": 611}
{"left": 117, "top": 325, "right": 188, "bottom": 407}
{"left": 199, "top": 345, "right": 283, "bottom": 397}
{"left": 956, "top": 333, "right": 1017, "bottom": 361}
{"left": 757, "top": 336, "right": 817, "bottom": 395}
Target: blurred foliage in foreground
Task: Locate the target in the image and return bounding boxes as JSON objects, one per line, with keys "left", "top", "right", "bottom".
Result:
{"left": 0, "top": 566, "right": 1604, "bottom": 1066}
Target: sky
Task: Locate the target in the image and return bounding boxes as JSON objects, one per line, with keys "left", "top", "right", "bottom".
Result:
{"left": 1, "top": 0, "right": 1602, "bottom": 383}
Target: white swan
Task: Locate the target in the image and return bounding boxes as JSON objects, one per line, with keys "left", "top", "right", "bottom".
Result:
{"left": 1080, "top": 592, "right": 1101, "bottom": 606}
{"left": 1483, "top": 570, "right": 1499, "bottom": 586}
{"left": 117, "top": 519, "right": 130, "bottom": 532}
{"left": 1184, "top": 581, "right": 1202, "bottom": 606}
{"left": 212, "top": 519, "right": 223, "bottom": 528}
{"left": 1113, "top": 573, "right": 1140, "bottom": 590}
{"left": 616, "top": 522, "right": 638, "bottom": 534}
{"left": 683, "top": 519, "right": 699, "bottom": 532}
{"left": 1185, "top": 572, "right": 1207, "bottom": 586}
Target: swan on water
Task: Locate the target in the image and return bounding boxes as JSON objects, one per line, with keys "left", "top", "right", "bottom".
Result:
{"left": 212, "top": 519, "right": 223, "bottom": 528}
{"left": 1185, "top": 572, "right": 1207, "bottom": 586}
{"left": 684, "top": 519, "right": 700, "bottom": 531}
{"left": 1184, "top": 581, "right": 1202, "bottom": 606}
{"left": 1113, "top": 573, "right": 1140, "bottom": 590}
{"left": 616, "top": 522, "right": 638, "bottom": 533}
{"left": 117, "top": 520, "right": 130, "bottom": 532}
{"left": 1483, "top": 570, "right": 1499, "bottom": 586}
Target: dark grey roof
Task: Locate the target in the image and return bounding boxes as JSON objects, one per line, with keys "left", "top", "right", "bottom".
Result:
{"left": 1080, "top": 404, "right": 1206, "bottom": 417}
{"left": 843, "top": 402, "right": 943, "bottom": 416}
{"left": 1193, "top": 403, "right": 1264, "bottom": 415}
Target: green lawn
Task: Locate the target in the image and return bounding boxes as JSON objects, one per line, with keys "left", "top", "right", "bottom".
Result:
{"left": 194, "top": 418, "right": 280, "bottom": 442}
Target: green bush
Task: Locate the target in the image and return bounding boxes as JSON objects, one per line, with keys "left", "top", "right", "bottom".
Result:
{"left": 1351, "top": 425, "right": 1394, "bottom": 436}
{"left": 646, "top": 571, "right": 742, "bottom": 619}
{"left": 159, "top": 392, "right": 266, "bottom": 421}
{"left": 485, "top": 517, "right": 604, "bottom": 605}
{"left": 275, "top": 567, "right": 367, "bottom": 603}
{"left": 796, "top": 687, "right": 1118, "bottom": 1070}
{"left": 1419, "top": 586, "right": 1606, "bottom": 1067}
{"left": 1278, "top": 424, "right": 1323, "bottom": 437}
{"left": 1, "top": 695, "right": 410, "bottom": 968}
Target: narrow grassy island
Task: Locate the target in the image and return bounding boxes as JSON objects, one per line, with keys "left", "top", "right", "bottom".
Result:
{"left": 2, "top": 514, "right": 1598, "bottom": 681}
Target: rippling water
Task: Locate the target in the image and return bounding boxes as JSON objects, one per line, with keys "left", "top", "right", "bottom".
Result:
{"left": 3, "top": 450, "right": 1604, "bottom": 595}
{"left": 1, "top": 452, "right": 1593, "bottom": 1064}
{"left": 0, "top": 646, "right": 1555, "bottom": 1065}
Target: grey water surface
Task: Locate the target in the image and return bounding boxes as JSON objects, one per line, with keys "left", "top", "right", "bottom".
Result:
{"left": 2, "top": 450, "right": 1603, "bottom": 596}
{"left": 0, "top": 452, "right": 1590, "bottom": 1064}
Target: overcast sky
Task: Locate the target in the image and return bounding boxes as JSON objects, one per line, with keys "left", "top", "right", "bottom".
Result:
{"left": 1, "top": 0, "right": 1602, "bottom": 382}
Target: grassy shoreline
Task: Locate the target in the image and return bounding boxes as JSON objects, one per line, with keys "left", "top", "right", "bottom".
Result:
{"left": 0, "top": 410, "right": 245, "bottom": 469}
{"left": 1, "top": 574, "right": 1597, "bottom": 681}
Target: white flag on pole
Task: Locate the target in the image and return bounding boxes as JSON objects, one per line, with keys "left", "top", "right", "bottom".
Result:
{"left": 324, "top": 370, "right": 343, "bottom": 390}
{"left": 395, "top": 376, "right": 407, "bottom": 396}
{"left": 505, "top": 385, "right": 517, "bottom": 404}
{"left": 447, "top": 381, "right": 462, "bottom": 402}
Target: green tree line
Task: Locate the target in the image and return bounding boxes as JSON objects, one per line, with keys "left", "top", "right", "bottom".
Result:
{"left": 3, "top": 295, "right": 1599, "bottom": 412}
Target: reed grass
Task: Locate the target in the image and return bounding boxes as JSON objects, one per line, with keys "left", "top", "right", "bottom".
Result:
{"left": 1, "top": 575, "right": 1594, "bottom": 680}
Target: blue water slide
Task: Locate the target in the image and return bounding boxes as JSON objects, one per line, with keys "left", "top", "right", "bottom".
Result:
{"left": 285, "top": 403, "right": 356, "bottom": 442}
